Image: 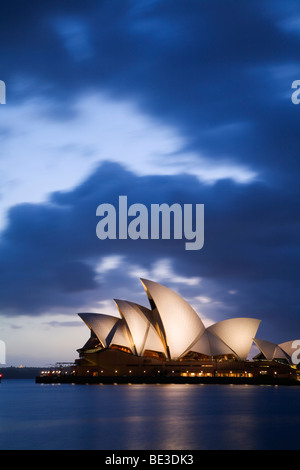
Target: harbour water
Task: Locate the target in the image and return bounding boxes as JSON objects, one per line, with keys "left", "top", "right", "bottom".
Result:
{"left": 0, "top": 379, "right": 299, "bottom": 450}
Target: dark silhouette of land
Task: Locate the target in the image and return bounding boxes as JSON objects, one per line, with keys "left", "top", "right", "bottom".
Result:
{"left": 0, "top": 366, "right": 44, "bottom": 379}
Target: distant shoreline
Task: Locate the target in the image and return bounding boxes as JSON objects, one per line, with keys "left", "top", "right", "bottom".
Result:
{"left": 0, "top": 367, "right": 44, "bottom": 379}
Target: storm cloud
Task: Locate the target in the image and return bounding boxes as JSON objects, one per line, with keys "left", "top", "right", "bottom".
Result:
{"left": 0, "top": 160, "right": 299, "bottom": 343}
{"left": 1, "top": 0, "right": 300, "bottom": 354}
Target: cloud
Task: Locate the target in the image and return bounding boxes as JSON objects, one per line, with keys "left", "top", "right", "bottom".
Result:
{"left": 52, "top": 16, "right": 94, "bottom": 62}
{"left": 1, "top": 0, "right": 300, "bottom": 356}
{"left": 0, "top": 161, "right": 299, "bottom": 344}
{"left": 2, "top": 0, "right": 299, "bottom": 185}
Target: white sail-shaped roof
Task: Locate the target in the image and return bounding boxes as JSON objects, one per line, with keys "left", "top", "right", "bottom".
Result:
{"left": 142, "top": 321, "right": 166, "bottom": 355}
{"left": 206, "top": 330, "right": 237, "bottom": 356}
{"left": 278, "top": 340, "right": 300, "bottom": 362}
{"left": 78, "top": 313, "right": 119, "bottom": 348}
{"left": 186, "top": 331, "right": 212, "bottom": 356}
{"left": 78, "top": 280, "right": 264, "bottom": 363}
{"left": 185, "top": 330, "right": 237, "bottom": 357}
{"left": 207, "top": 317, "right": 261, "bottom": 360}
{"left": 140, "top": 278, "right": 205, "bottom": 360}
{"left": 114, "top": 300, "right": 165, "bottom": 355}
{"left": 146, "top": 307, "right": 169, "bottom": 353}
{"left": 109, "top": 318, "right": 133, "bottom": 351}
{"left": 253, "top": 338, "right": 278, "bottom": 360}
{"left": 254, "top": 338, "right": 299, "bottom": 363}
{"left": 274, "top": 345, "right": 291, "bottom": 361}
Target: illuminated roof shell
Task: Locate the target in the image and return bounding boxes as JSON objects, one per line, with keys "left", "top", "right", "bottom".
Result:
{"left": 140, "top": 278, "right": 205, "bottom": 360}
{"left": 78, "top": 313, "right": 119, "bottom": 348}
{"left": 278, "top": 340, "right": 299, "bottom": 360}
{"left": 109, "top": 318, "right": 133, "bottom": 352}
{"left": 207, "top": 317, "right": 261, "bottom": 360}
{"left": 253, "top": 338, "right": 278, "bottom": 360}
{"left": 253, "top": 338, "right": 300, "bottom": 364}
{"left": 78, "top": 280, "right": 264, "bottom": 362}
{"left": 187, "top": 330, "right": 237, "bottom": 357}
{"left": 114, "top": 299, "right": 166, "bottom": 356}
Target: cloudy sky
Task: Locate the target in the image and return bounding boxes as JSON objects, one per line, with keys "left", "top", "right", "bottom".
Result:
{"left": 0, "top": 0, "right": 300, "bottom": 366}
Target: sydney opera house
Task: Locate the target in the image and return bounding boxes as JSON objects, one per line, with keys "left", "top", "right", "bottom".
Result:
{"left": 38, "top": 279, "right": 300, "bottom": 384}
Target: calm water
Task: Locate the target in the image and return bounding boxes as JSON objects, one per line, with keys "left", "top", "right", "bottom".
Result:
{"left": 0, "top": 379, "right": 299, "bottom": 450}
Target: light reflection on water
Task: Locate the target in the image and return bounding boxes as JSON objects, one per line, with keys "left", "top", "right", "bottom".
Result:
{"left": 0, "top": 380, "right": 299, "bottom": 450}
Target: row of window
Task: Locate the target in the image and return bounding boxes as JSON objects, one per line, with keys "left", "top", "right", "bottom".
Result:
{"left": 181, "top": 371, "right": 254, "bottom": 378}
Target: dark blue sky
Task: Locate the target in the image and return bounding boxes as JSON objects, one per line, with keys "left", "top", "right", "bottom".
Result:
{"left": 0, "top": 0, "right": 300, "bottom": 365}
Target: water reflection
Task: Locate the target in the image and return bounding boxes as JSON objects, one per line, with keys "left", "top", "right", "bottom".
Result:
{"left": 0, "top": 381, "right": 299, "bottom": 450}
{"left": 78, "top": 383, "right": 300, "bottom": 450}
